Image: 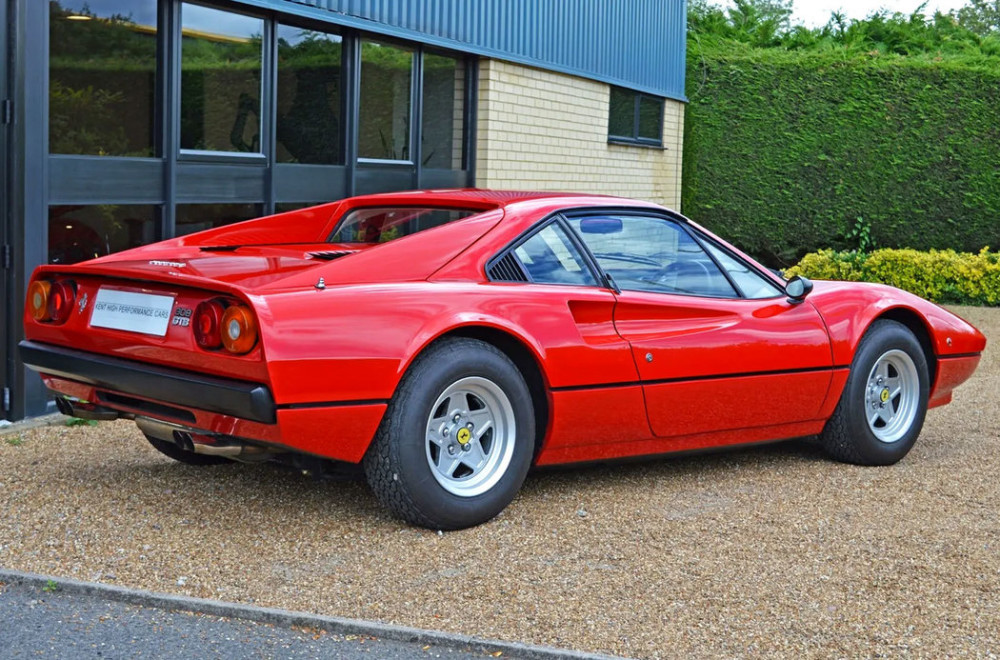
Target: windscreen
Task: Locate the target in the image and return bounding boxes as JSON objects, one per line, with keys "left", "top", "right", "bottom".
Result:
{"left": 327, "top": 207, "right": 481, "bottom": 244}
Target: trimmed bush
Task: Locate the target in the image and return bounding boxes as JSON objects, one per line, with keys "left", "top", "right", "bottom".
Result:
{"left": 683, "top": 47, "right": 1000, "bottom": 266}
{"left": 786, "top": 247, "right": 1000, "bottom": 305}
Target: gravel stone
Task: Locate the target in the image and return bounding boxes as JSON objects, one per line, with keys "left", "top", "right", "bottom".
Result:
{"left": 1, "top": 306, "right": 997, "bottom": 659}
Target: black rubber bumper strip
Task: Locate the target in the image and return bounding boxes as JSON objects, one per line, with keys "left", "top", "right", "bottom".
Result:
{"left": 18, "top": 340, "right": 276, "bottom": 424}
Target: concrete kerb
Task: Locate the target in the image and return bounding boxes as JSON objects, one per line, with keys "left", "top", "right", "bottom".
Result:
{"left": 0, "top": 413, "right": 66, "bottom": 436}
{"left": 0, "top": 568, "right": 625, "bottom": 660}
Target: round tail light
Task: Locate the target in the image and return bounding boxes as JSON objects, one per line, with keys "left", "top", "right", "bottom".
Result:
{"left": 47, "top": 280, "right": 77, "bottom": 324}
{"left": 194, "top": 300, "right": 225, "bottom": 349}
{"left": 28, "top": 280, "right": 52, "bottom": 321}
{"left": 220, "top": 304, "right": 258, "bottom": 354}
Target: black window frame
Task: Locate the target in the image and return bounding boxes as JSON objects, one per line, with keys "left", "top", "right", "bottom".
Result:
{"left": 491, "top": 207, "right": 787, "bottom": 302}
{"left": 43, "top": 0, "right": 478, "bottom": 255}
{"left": 564, "top": 210, "right": 741, "bottom": 299}
{"left": 608, "top": 86, "right": 664, "bottom": 148}
{"left": 486, "top": 215, "right": 604, "bottom": 288}
{"left": 273, "top": 19, "right": 346, "bottom": 167}
{"left": 692, "top": 231, "right": 786, "bottom": 300}
{"left": 177, "top": 1, "right": 269, "bottom": 161}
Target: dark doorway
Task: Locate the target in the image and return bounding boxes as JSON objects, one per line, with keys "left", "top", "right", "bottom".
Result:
{"left": 0, "top": 0, "right": 9, "bottom": 420}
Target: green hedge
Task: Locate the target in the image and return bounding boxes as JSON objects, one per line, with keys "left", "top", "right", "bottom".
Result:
{"left": 786, "top": 247, "right": 1000, "bottom": 305}
{"left": 683, "top": 47, "right": 1000, "bottom": 266}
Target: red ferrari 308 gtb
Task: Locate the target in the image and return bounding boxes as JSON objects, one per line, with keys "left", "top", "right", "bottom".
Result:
{"left": 21, "top": 190, "right": 986, "bottom": 529}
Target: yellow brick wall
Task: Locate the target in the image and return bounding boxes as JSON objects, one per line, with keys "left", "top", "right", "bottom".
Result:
{"left": 475, "top": 59, "right": 685, "bottom": 210}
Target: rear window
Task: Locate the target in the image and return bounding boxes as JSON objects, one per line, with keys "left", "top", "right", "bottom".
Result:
{"left": 328, "top": 207, "right": 481, "bottom": 244}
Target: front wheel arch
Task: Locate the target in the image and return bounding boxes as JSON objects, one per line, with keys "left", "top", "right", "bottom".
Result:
{"left": 874, "top": 307, "right": 937, "bottom": 386}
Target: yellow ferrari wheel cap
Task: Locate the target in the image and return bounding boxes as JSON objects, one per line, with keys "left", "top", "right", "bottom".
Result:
{"left": 457, "top": 427, "right": 472, "bottom": 445}
{"left": 880, "top": 388, "right": 890, "bottom": 403}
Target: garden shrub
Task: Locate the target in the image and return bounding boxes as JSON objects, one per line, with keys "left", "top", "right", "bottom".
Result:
{"left": 786, "top": 247, "right": 1000, "bottom": 305}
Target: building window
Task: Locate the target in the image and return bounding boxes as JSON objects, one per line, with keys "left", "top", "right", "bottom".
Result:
{"left": 421, "top": 53, "right": 465, "bottom": 169}
{"left": 276, "top": 25, "right": 343, "bottom": 164}
{"left": 359, "top": 40, "right": 413, "bottom": 160}
{"left": 175, "top": 203, "right": 261, "bottom": 236}
{"left": 48, "top": 205, "right": 159, "bottom": 264}
{"left": 180, "top": 4, "right": 264, "bottom": 153}
{"left": 49, "top": 0, "right": 158, "bottom": 156}
{"left": 608, "top": 86, "right": 663, "bottom": 147}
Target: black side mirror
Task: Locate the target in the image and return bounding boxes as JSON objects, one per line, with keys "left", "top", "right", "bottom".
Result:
{"left": 785, "top": 275, "right": 814, "bottom": 304}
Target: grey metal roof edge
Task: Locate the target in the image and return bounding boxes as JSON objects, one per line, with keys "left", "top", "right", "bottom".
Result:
{"left": 229, "top": 0, "right": 687, "bottom": 101}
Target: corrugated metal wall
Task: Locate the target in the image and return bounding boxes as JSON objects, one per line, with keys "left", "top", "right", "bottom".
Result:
{"left": 240, "top": 0, "right": 686, "bottom": 100}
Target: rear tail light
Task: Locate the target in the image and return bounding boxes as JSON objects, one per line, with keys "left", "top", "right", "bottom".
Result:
{"left": 194, "top": 300, "right": 225, "bottom": 349}
{"left": 48, "top": 280, "right": 77, "bottom": 324}
{"left": 220, "top": 304, "right": 258, "bottom": 354}
{"left": 27, "top": 279, "right": 75, "bottom": 324}
{"left": 28, "top": 280, "right": 52, "bottom": 321}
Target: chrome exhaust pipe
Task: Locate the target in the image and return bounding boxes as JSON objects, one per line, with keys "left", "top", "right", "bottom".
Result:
{"left": 55, "top": 396, "right": 121, "bottom": 421}
{"left": 135, "top": 417, "right": 276, "bottom": 462}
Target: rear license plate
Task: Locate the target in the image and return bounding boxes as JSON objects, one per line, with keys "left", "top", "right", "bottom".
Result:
{"left": 90, "top": 288, "right": 175, "bottom": 336}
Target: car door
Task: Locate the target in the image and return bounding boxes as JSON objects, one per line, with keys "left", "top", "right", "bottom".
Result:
{"left": 487, "top": 217, "right": 651, "bottom": 452}
{"left": 565, "top": 212, "right": 833, "bottom": 439}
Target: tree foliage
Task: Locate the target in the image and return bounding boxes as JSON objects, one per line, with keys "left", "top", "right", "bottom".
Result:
{"left": 689, "top": 0, "right": 1000, "bottom": 56}
{"left": 955, "top": 0, "right": 1000, "bottom": 35}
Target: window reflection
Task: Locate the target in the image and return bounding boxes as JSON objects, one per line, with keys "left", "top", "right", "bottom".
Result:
{"left": 48, "top": 205, "right": 158, "bottom": 264}
{"left": 638, "top": 96, "right": 662, "bottom": 141}
{"left": 276, "top": 26, "right": 343, "bottom": 164}
{"left": 421, "top": 54, "right": 465, "bottom": 169}
{"left": 175, "top": 203, "right": 261, "bottom": 236}
{"left": 180, "top": 4, "right": 263, "bottom": 153}
{"left": 608, "top": 87, "right": 635, "bottom": 139}
{"left": 359, "top": 41, "right": 413, "bottom": 160}
{"left": 49, "top": 0, "right": 157, "bottom": 156}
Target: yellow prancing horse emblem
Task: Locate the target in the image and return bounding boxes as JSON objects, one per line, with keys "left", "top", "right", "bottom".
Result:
{"left": 880, "top": 388, "right": 890, "bottom": 403}
{"left": 456, "top": 427, "right": 472, "bottom": 445}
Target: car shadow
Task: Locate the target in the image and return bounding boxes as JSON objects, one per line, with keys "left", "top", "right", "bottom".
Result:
{"left": 524, "top": 436, "right": 828, "bottom": 491}
{"left": 93, "top": 436, "right": 829, "bottom": 527}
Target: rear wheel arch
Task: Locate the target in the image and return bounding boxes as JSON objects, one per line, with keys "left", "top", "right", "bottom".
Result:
{"left": 401, "top": 325, "right": 550, "bottom": 461}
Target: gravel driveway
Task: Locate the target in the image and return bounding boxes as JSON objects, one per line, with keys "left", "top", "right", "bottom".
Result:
{"left": 2, "top": 306, "right": 997, "bottom": 659}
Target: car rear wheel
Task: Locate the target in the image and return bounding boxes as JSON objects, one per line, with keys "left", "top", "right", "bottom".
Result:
{"left": 363, "top": 338, "right": 534, "bottom": 530}
{"left": 821, "top": 320, "right": 929, "bottom": 465}
{"left": 143, "top": 433, "right": 233, "bottom": 466}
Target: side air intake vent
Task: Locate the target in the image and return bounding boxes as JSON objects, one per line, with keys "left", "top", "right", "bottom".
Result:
{"left": 487, "top": 253, "right": 528, "bottom": 282}
{"left": 309, "top": 250, "right": 358, "bottom": 261}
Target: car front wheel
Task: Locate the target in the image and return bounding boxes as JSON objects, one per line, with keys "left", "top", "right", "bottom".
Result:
{"left": 363, "top": 338, "right": 534, "bottom": 530}
{"left": 821, "top": 320, "right": 930, "bottom": 465}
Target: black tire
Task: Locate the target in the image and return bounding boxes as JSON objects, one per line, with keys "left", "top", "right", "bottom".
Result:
{"left": 143, "top": 433, "right": 233, "bottom": 466}
{"left": 363, "top": 338, "right": 535, "bottom": 530}
{"left": 821, "top": 320, "right": 929, "bottom": 465}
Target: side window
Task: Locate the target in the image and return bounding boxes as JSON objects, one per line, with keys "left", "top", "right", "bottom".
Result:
{"left": 511, "top": 222, "right": 599, "bottom": 287}
{"left": 567, "top": 215, "right": 737, "bottom": 298}
{"left": 703, "top": 241, "right": 783, "bottom": 299}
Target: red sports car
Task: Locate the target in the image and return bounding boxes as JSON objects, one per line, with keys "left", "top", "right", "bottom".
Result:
{"left": 21, "top": 190, "right": 986, "bottom": 529}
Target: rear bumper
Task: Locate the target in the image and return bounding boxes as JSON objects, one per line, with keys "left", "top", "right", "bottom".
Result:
{"left": 19, "top": 340, "right": 276, "bottom": 424}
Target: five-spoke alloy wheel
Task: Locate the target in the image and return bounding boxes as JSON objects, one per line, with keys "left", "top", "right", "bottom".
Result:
{"left": 364, "top": 338, "right": 534, "bottom": 530}
{"left": 425, "top": 377, "right": 517, "bottom": 498}
{"left": 821, "top": 320, "right": 930, "bottom": 465}
{"left": 863, "top": 349, "right": 921, "bottom": 444}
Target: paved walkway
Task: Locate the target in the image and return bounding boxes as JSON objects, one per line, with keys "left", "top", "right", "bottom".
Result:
{"left": 0, "top": 570, "right": 613, "bottom": 660}
{"left": 0, "top": 580, "right": 482, "bottom": 659}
